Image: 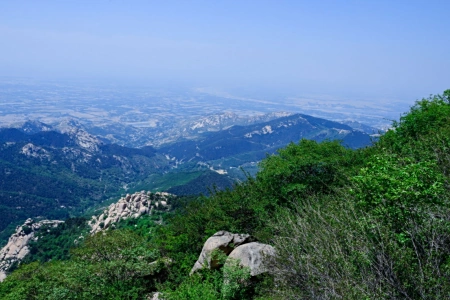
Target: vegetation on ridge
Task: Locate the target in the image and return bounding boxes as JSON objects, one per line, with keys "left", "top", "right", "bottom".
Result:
{"left": 1, "top": 90, "right": 450, "bottom": 299}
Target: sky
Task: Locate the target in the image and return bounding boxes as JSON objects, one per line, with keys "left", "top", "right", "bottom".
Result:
{"left": 0, "top": 0, "right": 449, "bottom": 101}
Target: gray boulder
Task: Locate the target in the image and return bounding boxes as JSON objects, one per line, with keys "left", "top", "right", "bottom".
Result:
{"left": 225, "top": 242, "right": 275, "bottom": 276}
{"left": 190, "top": 231, "right": 251, "bottom": 275}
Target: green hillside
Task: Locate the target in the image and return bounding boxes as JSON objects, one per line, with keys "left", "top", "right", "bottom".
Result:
{"left": 0, "top": 130, "right": 171, "bottom": 243}
{"left": 1, "top": 90, "right": 450, "bottom": 299}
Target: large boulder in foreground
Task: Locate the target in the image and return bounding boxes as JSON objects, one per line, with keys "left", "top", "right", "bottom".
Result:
{"left": 225, "top": 242, "right": 275, "bottom": 276}
{"left": 190, "top": 231, "right": 252, "bottom": 275}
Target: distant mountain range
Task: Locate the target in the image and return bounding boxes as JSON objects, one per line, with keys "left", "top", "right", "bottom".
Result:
{"left": 158, "top": 113, "right": 374, "bottom": 179}
{"left": 0, "top": 112, "right": 374, "bottom": 242}
{"left": 9, "top": 111, "right": 379, "bottom": 148}
{"left": 161, "top": 113, "right": 372, "bottom": 161}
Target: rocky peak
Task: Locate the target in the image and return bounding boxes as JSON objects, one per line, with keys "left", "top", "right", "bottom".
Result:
{"left": 11, "top": 120, "right": 53, "bottom": 134}
{"left": 20, "top": 143, "right": 51, "bottom": 160}
{"left": 51, "top": 119, "right": 102, "bottom": 152}
{"left": 0, "top": 218, "right": 63, "bottom": 282}
{"left": 89, "top": 191, "right": 175, "bottom": 234}
{"left": 65, "top": 127, "right": 102, "bottom": 153}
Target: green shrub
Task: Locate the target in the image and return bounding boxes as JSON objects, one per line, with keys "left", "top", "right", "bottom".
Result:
{"left": 0, "top": 230, "right": 165, "bottom": 299}
{"left": 351, "top": 154, "right": 446, "bottom": 233}
{"left": 378, "top": 90, "right": 450, "bottom": 153}
{"left": 163, "top": 273, "right": 221, "bottom": 300}
{"left": 268, "top": 194, "right": 450, "bottom": 299}
{"left": 222, "top": 258, "right": 252, "bottom": 300}
{"left": 257, "top": 139, "right": 359, "bottom": 204}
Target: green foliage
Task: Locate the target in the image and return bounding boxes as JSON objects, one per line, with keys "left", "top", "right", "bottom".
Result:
{"left": 163, "top": 272, "right": 222, "bottom": 300}
{"left": 0, "top": 230, "right": 166, "bottom": 299}
{"left": 71, "top": 229, "right": 163, "bottom": 286}
{"left": 257, "top": 139, "right": 362, "bottom": 204}
{"left": 162, "top": 259, "right": 264, "bottom": 300}
{"left": 378, "top": 89, "right": 450, "bottom": 153}
{"left": 222, "top": 259, "right": 252, "bottom": 300}
{"left": 266, "top": 91, "right": 450, "bottom": 298}
{"left": 152, "top": 179, "right": 271, "bottom": 284}
{"left": 22, "top": 217, "right": 89, "bottom": 264}
{"left": 395, "top": 91, "right": 450, "bottom": 139}
{"left": 21, "top": 225, "right": 32, "bottom": 235}
{"left": 268, "top": 197, "right": 379, "bottom": 298}
{"left": 268, "top": 194, "right": 450, "bottom": 299}
{"left": 114, "top": 213, "right": 166, "bottom": 238}
{"left": 352, "top": 154, "right": 446, "bottom": 231}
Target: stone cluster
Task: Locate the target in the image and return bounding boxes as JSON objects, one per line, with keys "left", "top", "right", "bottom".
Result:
{"left": 190, "top": 231, "right": 275, "bottom": 277}
{"left": 0, "top": 218, "right": 63, "bottom": 281}
{"left": 89, "top": 191, "right": 173, "bottom": 234}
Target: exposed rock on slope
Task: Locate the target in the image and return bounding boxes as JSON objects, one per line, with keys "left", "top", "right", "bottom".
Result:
{"left": 190, "top": 231, "right": 252, "bottom": 275}
{"left": 0, "top": 218, "right": 63, "bottom": 282}
{"left": 190, "top": 231, "right": 275, "bottom": 278}
{"left": 225, "top": 242, "right": 276, "bottom": 276}
{"left": 0, "top": 191, "right": 175, "bottom": 281}
{"left": 89, "top": 191, "right": 175, "bottom": 234}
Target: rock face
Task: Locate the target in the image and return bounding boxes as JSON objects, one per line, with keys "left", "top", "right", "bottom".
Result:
{"left": 89, "top": 191, "right": 174, "bottom": 234}
{"left": 55, "top": 122, "right": 102, "bottom": 153}
{"left": 0, "top": 218, "right": 63, "bottom": 282}
{"left": 190, "top": 231, "right": 252, "bottom": 275}
{"left": 225, "top": 242, "right": 275, "bottom": 276}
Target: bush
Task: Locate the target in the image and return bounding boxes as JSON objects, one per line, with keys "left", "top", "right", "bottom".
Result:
{"left": 268, "top": 194, "right": 450, "bottom": 299}
{"left": 257, "top": 139, "right": 359, "bottom": 205}
{"left": 351, "top": 154, "right": 446, "bottom": 233}
{"left": 222, "top": 258, "right": 252, "bottom": 300}
{"left": 378, "top": 90, "right": 450, "bottom": 153}
{"left": 0, "top": 230, "right": 165, "bottom": 299}
{"left": 163, "top": 272, "right": 221, "bottom": 300}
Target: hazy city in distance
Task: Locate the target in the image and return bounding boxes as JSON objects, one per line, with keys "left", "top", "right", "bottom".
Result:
{"left": 0, "top": 77, "right": 410, "bottom": 131}
{"left": 0, "top": 0, "right": 449, "bottom": 127}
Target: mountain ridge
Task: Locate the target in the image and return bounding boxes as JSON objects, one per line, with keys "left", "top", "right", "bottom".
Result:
{"left": 0, "top": 111, "right": 372, "bottom": 244}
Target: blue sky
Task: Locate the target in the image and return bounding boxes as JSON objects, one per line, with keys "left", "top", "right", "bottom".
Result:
{"left": 0, "top": 0, "right": 449, "bottom": 100}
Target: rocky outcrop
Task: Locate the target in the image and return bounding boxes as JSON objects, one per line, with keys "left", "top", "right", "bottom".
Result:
{"left": 225, "top": 242, "right": 275, "bottom": 276}
{"left": 0, "top": 218, "right": 63, "bottom": 282}
{"left": 190, "top": 231, "right": 252, "bottom": 275}
{"left": 89, "top": 191, "right": 174, "bottom": 234}
{"left": 55, "top": 120, "right": 102, "bottom": 153}
{"left": 20, "top": 143, "right": 51, "bottom": 160}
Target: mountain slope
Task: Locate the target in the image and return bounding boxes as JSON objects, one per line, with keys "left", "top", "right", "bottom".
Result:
{"left": 0, "top": 128, "right": 171, "bottom": 240}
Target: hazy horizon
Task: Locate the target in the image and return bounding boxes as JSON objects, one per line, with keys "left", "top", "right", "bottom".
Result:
{"left": 1, "top": 0, "right": 449, "bottom": 102}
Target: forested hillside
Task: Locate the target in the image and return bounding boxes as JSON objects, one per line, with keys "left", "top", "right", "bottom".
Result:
{"left": 0, "top": 128, "right": 171, "bottom": 243}
{"left": 1, "top": 91, "right": 449, "bottom": 299}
